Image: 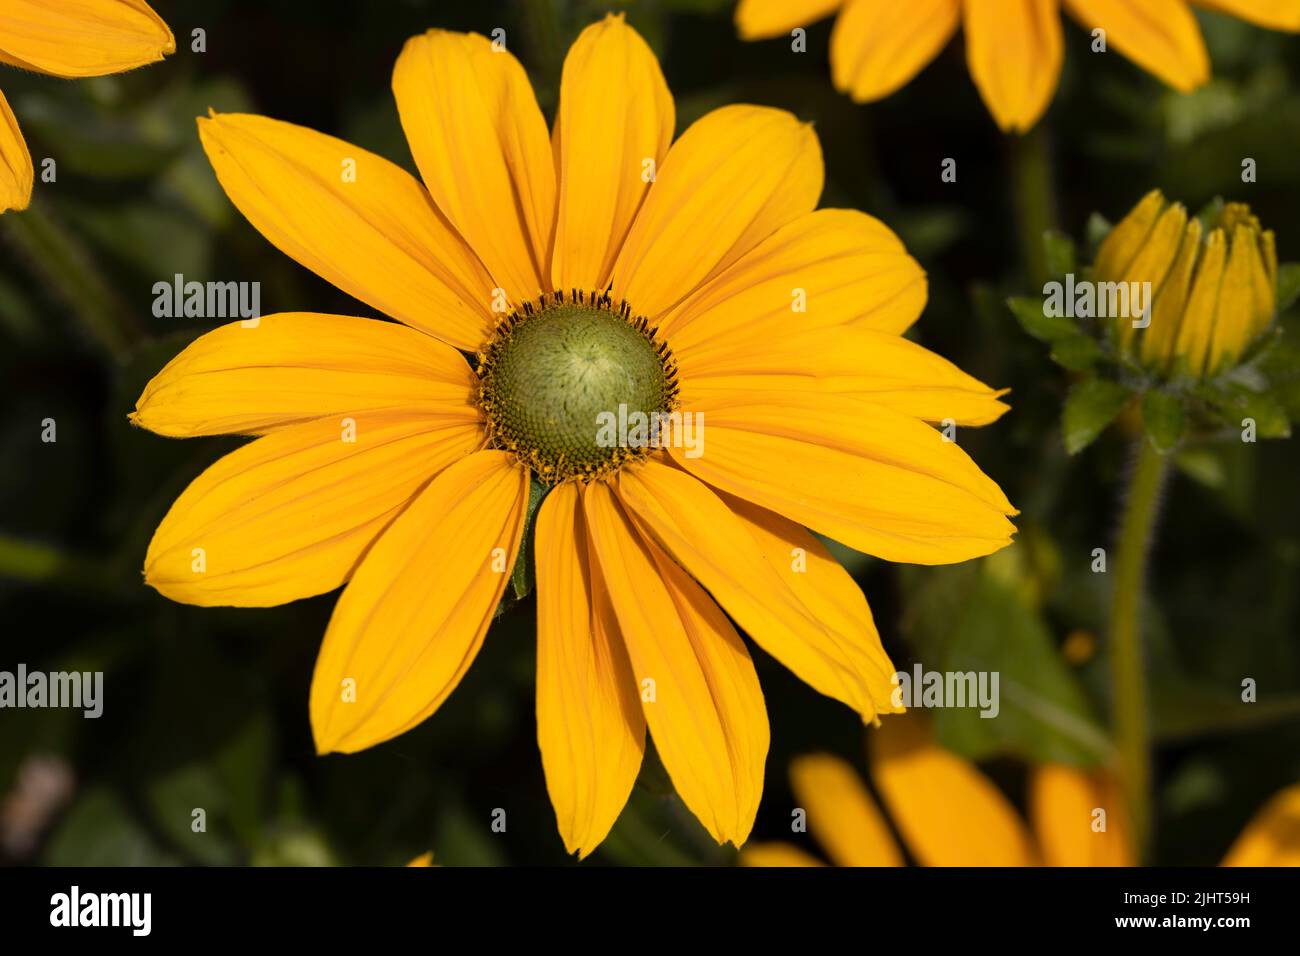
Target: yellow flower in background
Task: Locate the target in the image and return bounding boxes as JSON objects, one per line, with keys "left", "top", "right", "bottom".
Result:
{"left": 735, "top": 0, "right": 1300, "bottom": 133}
{"left": 1095, "top": 190, "right": 1278, "bottom": 378}
{"left": 0, "top": 0, "right": 174, "bottom": 212}
{"left": 744, "top": 717, "right": 1300, "bottom": 866}
{"left": 405, "top": 852, "right": 434, "bottom": 867}
{"left": 132, "top": 14, "right": 1016, "bottom": 857}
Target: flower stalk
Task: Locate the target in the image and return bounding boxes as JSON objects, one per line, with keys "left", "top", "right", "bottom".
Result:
{"left": 1107, "top": 438, "right": 1170, "bottom": 856}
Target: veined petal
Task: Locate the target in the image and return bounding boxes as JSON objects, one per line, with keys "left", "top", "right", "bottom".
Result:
{"left": 198, "top": 113, "right": 495, "bottom": 351}
{"left": 311, "top": 451, "right": 529, "bottom": 754}
{"left": 1174, "top": 228, "right": 1228, "bottom": 377}
{"left": 1221, "top": 784, "right": 1300, "bottom": 866}
{"left": 131, "top": 313, "right": 479, "bottom": 437}
{"left": 1113, "top": 201, "right": 1189, "bottom": 350}
{"left": 674, "top": 325, "right": 1008, "bottom": 427}
{"left": 1208, "top": 224, "right": 1270, "bottom": 372}
{"left": 1093, "top": 190, "right": 1166, "bottom": 283}
{"left": 583, "top": 481, "right": 768, "bottom": 846}
{"left": 551, "top": 14, "right": 673, "bottom": 293}
{"left": 670, "top": 392, "right": 1016, "bottom": 565}
{"left": 144, "top": 415, "right": 482, "bottom": 608}
{"left": 963, "top": 0, "right": 1063, "bottom": 133}
{"left": 830, "top": 0, "right": 961, "bottom": 103}
{"left": 739, "top": 842, "right": 826, "bottom": 866}
{"left": 617, "top": 459, "right": 899, "bottom": 722}
{"left": 611, "top": 105, "right": 823, "bottom": 320}
{"left": 1030, "top": 764, "right": 1135, "bottom": 866}
{"left": 535, "top": 482, "right": 645, "bottom": 858}
{"left": 1193, "top": 0, "right": 1300, "bottom": 32}
{"left": 869, "top": 716, "right": 1039, "bottom": 866}
{"left": 392, "top": 30, "right": 555, "bottom": 303}
{"left": 1142, "top": 218, "right": 1202, "bottom": 369}
{"left": 0, "top": 87, "right": 32, "bottom": 213}
{"left": 791, "top": 753, "right": 903, "bottom": 866}
{"left": 736, "top": 0, "right": 843, "bottom": 39}
{"left": 659, "top": 209, "right": 926, "bottom": 343}
{"left": 0, "top": 0, "right": 173, "bottom": 77}
{"left": 1062, "top": 0, "right": 1209, "bottom": 92}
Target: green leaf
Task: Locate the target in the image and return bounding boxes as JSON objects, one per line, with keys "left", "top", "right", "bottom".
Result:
{"left": 1085, "top": 212, "right": 1113, "bottom": 257}
{"left": 1141, "top": 389, "right": 1185, "bottom": 453}
{"left": 1042, "top": 229, "right": 1077, "bottom": 278}
{"left": 1049, "top": 334, "right": 1104, "bottom": 371}
{"left": 900, "top": 563, "right": 1110, "bottom": 765}
{"left": 1204, "top": 384, "right": 1292, "bottom": 438}
{"left": 1007, "top": 296, "right": 1078, "bottom": 342}
{"left": 496, "top": 477, "right": 548, "bottom": 618}
{"left": 1276, "top": 263, "right": 1300, "bottom": 312}
{"left": 1062, "top": 379, "right": 1132, "bottom": 454}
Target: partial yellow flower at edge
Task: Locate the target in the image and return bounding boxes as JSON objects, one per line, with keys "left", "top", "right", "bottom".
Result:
{"left": 734, "top": 0, "right": 1300, "bottom": 134}
{"left": 0, "top": 0, "right": 174, "bottom": 213}
{"left": 406, "top": 852, "right": 434, "bottom": 867}
{"left": 1221, "top": 784, "right": 1300, "bottom": 866}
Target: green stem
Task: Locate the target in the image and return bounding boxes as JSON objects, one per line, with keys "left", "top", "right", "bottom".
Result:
{"left": 1011, "top": 124, "right": 1056, "bottom": 288}
{"left": 2, "top": 201, "right": 140, "bottom": 360}
{"left": 1107, "top": 438, "right": 1169, "bottom": 857}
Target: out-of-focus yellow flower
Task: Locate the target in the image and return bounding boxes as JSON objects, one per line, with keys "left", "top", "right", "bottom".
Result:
{"left": 0, "top": 0, "right": 175, "bottom": 212}
{"left": 748, "top": 717, "right": 1295, "bottom": 868}
{"left": 736, "top": 0, "right": 1300, "bottom": 134}
{"left": 1095, "top": 190, "right": 1279, "bottom": 379}
{"left": 405, "top": 852, "right": 434, "bottom": 867}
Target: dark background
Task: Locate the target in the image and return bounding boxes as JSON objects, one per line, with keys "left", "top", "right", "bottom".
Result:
{"left": 1, "top": 0, "right": 1298, "bottom": 865}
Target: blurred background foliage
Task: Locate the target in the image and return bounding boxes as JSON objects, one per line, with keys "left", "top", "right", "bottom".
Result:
{"left": 1, "top": 0, "right": 1298, "bottom": 866}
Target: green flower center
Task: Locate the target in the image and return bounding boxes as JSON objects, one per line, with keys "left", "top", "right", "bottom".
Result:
{"left": 477, "top": 291, "right": 679, "bottom": 483}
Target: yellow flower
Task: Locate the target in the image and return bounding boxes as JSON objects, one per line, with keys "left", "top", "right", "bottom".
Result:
{"left": 743, "top": 717, "right": 1298, "bottom": 866}
{"left": 132, "top": 15, "right": 1016, "bottom": 857}
{"left": 735, "top": 0, "right": 1300, "bottom": 133}
{"left": 1095, "top": 190, "right": 1278, "bottom": 378}
{"left": 0, "top": 0, "right": 174, "bottom": 212}
{"left": 405, "top": 852, "right": 434, "bottom": 867}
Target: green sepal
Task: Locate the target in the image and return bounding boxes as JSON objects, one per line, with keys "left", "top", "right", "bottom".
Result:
{"left": 1141, "top": 389, "right": 1185, "bottom": 454}
{"left": 1062, "top": 378, "right": 1133, "bottom": 454}
{"left": 494, "top": 476, "right": 549, "bottom": 619}
{"left": 1007, "top": 296, "right": 1078, "bottom": 343}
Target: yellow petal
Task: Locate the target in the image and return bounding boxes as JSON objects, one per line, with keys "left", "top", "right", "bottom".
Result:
{"left": 963, "top": 0, "right": 1063, "bottom": 133}
{"left": 144, "top": 414, "right": 482, "bottom": 607}
{"left": 830, "top": 0, "right": 961, "bottom": 103}
{"left": 1113, "top": 201, "right": 1189, "bottom": 350}
{"left": 790, "top": 753, "right": 903, "bottom": 866}
{"left": 869, "top": 715, "right": 1039, "bottom": 865}
{"left": 0, "top": 86, "right": 32, "bottom": 213}
{"left": 1207, "top": 223, "right": 1262, "bottom": 373}
{"left": 670, "top": 392, "right": 1017, "bottom": 564}
{"left": 675, "top": 325, "right": 1009, "bottom": 427}
{"left": 617, "top": 459, "right": 899, "bottom": 722}
{"left": 660, "top": 209, "right": 927, "bottom": 342}
{"left": 131, "top": 313, "right": 479, "bottom": 438}
{"left": 1141, "top": 217, "right": 1203, "bottom": 369}
{"left": 1193, "top": 0, "right": 1300, "bottom": 31}
{"left": 1093, "top": 190, "right": 1166, "bottom": 283}
{"left": 1221, "top": 783, "right": 1300, "bottom": 866}
{"left": 1030, "top": 764, "right": 1136, "bottom": 866}
{"left": 405, "top": 852, "right": 434, "bottom": 867}
{"left": 1062, "top": 0, "right": 1209, "bottom": 92}
{"left": 198, "top": 112, "right": 494, "bottom": 352}
{"left": 1174, "top": 227, "right": 1228, "bottom": 377}
{"left": 583, "top": 480, "right": 768, "bottom": 846}
{"left": 392, "top": 30, "right": 555, "bottom": 303}
{"left": 0, "top": 0, "right": 173, "bottom": 77}
{"left": 739, "top": 842, "right": 826, "bottom": 866}
{"left": 551, "top": 14, "right": 673, "bottom": 293}
{"left": 736, "top": 0, "right": 843, "bottom": 39}
{"left": 311, "top": 451, "right": 529, "bottom": 754}
{"left": 535, "top": 482, "right": 646, "bottom": 858}
{"left": 611, "top": 105, "right": 823, "bottom": 320}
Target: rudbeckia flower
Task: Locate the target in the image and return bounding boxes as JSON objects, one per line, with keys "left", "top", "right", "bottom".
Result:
{"left": 735, "top": 0, "right": 1300, "bottom": 133}
{"left": 132, "top": 14, "right": 1015, "bottom": 856}
{"left": 744, "top": 718, "right": 1300, "bottom": 866}
{"left": 0, "top": 0, "right": 174, "bottom": 212}
{"left": 1094, "top": 190, "right": 1278, "bottom": 378}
